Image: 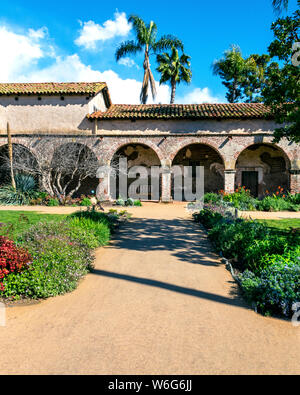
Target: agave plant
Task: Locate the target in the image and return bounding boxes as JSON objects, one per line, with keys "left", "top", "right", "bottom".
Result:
{"left": 0, "top": 174, "right": 38, "bottom": 205}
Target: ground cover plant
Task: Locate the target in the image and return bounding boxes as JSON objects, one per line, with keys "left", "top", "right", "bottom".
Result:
{"left": 203, "top": 188, "right": 300, "bottom": 212}
{"left": 193, "top": 206, "right": 300, "bottom": 318}
{"left": 0, "top": 209, "right": 124, "bottom": 300}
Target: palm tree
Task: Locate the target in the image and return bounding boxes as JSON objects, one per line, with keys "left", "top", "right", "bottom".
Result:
{"left": 116, "top": 15, "right": 184, "bottom": 104}
{"left": 272, "top": 0, "right": 300, "bottom": 12}
{"left": 156, "top": 47, "right": 192, "bottom": 104}
{"left": 272, "top": 0, "right": 289, "bottom": 11}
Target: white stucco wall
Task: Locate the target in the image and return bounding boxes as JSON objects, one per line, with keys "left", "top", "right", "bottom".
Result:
{"left": 96, "top": 118, "right": 280, "bottom": 136}
{"left": 0, "top": 91, "right": 107, "bottom": 134}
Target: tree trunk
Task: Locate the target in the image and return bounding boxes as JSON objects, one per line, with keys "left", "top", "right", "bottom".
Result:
{"left": 170, "top": 80, "right": 176, "bottom": 104}
{"left": 7, "top": 122, "right": 16, "bottom": 190}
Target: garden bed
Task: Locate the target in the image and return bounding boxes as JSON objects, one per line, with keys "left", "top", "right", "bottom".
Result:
{"left": 193, "top": 207, "right": 300, "bottom": 318}
{"left": 0, "top": 209, "right": 130, "bottom": 303}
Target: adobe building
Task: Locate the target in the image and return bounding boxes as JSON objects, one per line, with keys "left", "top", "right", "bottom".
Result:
{"left": 0, "top": 82, "right": 299, "bottom": 201}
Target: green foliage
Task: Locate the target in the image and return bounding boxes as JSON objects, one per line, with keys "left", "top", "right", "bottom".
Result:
{"left": 0, "top": 185, "right": 36, "bottom": 205}
{"left": 47, "top": 198, "right": 60, "bottom": 207}
{"left": 239, "top": 251, "right": 300, "bottom": 317}
{"left": 203, "top": 193, "right": 223, "bottom": 205}
{"left": 256, "top": 196, "right": 296, "bottom": 211}
{"left": 222, "top": 187, "right": 258, "bottom": 210}
{"left": 115, "top": 15, "right": 184, "bottom": 104}
{"left": 134, "top": 199, "right": 142, "bottom": 206}
{"left": 156, "top": 46, "right": 192, "bottom": 103}
{"left": 0, "top": 211, "right": 113, "bottom": 299}
{"left": 14, "top": 174, "right": 37, "bottom": 193}
{"left": 262, "top": 9, "right": 300, "bottom": 142}
{"left": 67, "top": 217, "right": 110, "bottom": 247}
{"left": 213, "top": 45, "right": 270, "bottom": 103}
{"left": 80, "top": 197, "right": 92, "bottom": 207}
{"left": 193, "top": 208, "right": 223, "bottom": 229}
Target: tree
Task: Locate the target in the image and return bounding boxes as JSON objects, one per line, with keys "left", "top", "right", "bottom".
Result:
{"left": 156, "top": 47, "right": 192, "bottom": 104}
{"left": 0, "top": 142, "right": 100, "bottom": 203}
{"left": 213, "top": 45, "right": 270, "bottom": 103}
{"left": 262, "top": 9, "right": 300, "bottom": 142}
{"left": 272, "top": 0, "right": 300, "bottom": 13}
{"left": 116, "top": 15, "right": 184, "bottom": 104}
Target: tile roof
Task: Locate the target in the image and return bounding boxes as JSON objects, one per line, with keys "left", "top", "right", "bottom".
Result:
{"left": 88, "top": 103, "right": 273, "bottom": 120}
{"left": 0, "top": 82, "right": 108, "bottom": 96}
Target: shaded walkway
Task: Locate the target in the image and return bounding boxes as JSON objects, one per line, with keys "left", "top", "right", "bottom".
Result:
{"left": 0, "top": 203, "right": 299, "bottom": 374}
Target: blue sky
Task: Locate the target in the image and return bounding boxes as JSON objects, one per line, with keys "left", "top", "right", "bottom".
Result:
{"left": 0, "top": 0, "right": 298, "bottom": 104}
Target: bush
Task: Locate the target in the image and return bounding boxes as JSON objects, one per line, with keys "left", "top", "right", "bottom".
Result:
{"left": 257, "top": 196, "right": 293, "bottom": 212}
{"left": 208, "top": 219, "right": 268, "bottom": 265}
{"left": 134, "top": 200, "right": 142, "bottom": 207}
{"left": 116, "top": 198, "right": 125, "bottom": 206}
{"left": 193, "top": 208, "right": 223, "bottom": 229}
{"left": 67, "top": 217, "right": 110, "bottom": 247}
{"left": 239, "top": 252, "right": 300, "bottom": 317}
{"left": 0, "top": 236, "right": 32, "bottom": 291}
{"left": 47, "top": 198, "right": 60, "bottom": 207}
{"left": 80, "top": 197, "right": 92, "bottom": 207}
{"left": 222, "top": 187, "right": 258, "bottom": 211}
{"left": 1, "top": 237, "right": 92, "bottom": 299}
{"left": 203, "top": 193, "right": 222, "bottom": 205}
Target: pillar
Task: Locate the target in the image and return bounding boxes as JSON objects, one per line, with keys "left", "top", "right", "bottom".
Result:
{"left": 224, "top": 170, "right": 236, "bottom": 194}
{"left": 290, "top": 170, "right": 300, "bottom": 194}
{"left": 161, "top": 166, "right": 172, "bottom": 203}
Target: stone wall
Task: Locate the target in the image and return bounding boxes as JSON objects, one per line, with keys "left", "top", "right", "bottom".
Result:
{"left": 0, "top": 117, "right": 299, "bottom": 200}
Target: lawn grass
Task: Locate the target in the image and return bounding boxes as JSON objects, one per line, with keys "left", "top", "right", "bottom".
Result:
{"left": 0, "top": 211, "right": 66, "bottom": 239}
{"left": 258, "top": 219, "right": 300, "bottom": 231}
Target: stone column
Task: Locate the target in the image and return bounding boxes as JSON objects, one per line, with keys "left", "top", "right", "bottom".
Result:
{"left": 96, "top": 165, "right": 112, "bottom": 202}
{"left": 290, "top": 170, "right": 300, "bottom": 194}
{"left": 224, "top": 170, "right": 236, "bottom": 194}
{"left": 161, "top": 165, "right": 172, "bottom": 203}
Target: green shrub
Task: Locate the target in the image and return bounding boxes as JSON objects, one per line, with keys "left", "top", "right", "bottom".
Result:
{"left": 208, "top": 219, "right": 269, "bottom": 267}
{"left": 134, "top": 200, "right": 142, "bottom": 207}
{"left": 116, "top": 198, "right": 125, "bottom": 206}
{"left": 47, "top": 198, "right": 60, "bottom": 207}
{"left": 68, "top": 217, "right": 110, "bottom": 247}
{"left": 222, "top": 187, "right": 258, "bottom": 211}
{"left": 203, "top": 193, "right": 222, "bottom": 205}
{"left": 239, "top": 252, "right": 300, "bottom": 317}
{"left": 193, "top": 208, "right": 223, "bottom": 229}
{"left": 257, "top": 196, "right": 292, "bottom": 212}
{"left": 1, "top": 237, "right": 92, "bottom": 299}
{"left": 126, "top": 198, "right": 134, "bottom": 206}
{"left": 80, "top": 197, "right": 92, "bottom": 207}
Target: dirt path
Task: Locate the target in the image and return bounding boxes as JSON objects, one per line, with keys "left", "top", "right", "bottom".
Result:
{"left": 0, "top": 203, "right": 299, "bottom": 375}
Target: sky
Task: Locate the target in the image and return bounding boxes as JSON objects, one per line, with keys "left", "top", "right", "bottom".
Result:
{"left": 0, "top": 0, "right": 298, "bottom": 104}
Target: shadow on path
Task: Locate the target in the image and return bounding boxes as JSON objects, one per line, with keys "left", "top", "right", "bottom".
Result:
{"left": 110, "top": 216, "right": 220, "bottom": 267}
{"left": 91, "top": 268, "right": 248, "bottom": 310}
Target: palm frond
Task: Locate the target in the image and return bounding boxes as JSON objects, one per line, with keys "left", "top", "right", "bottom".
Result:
{"left": 115, "top": 40, "right": 142, "bottom": 61}
{"left": 128, "top": 15, "right": 148, "bottom": 44}
{"left": 272, "top": 0, "right": 289, "bottom": 12}
{"left": 153, "top": 35, "right": 184, "bottom": 53}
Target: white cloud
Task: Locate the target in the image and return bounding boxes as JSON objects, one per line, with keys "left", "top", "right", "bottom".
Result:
{"left": 176, "top": 87, "right": 221, "bottom": 104}
{"left": 0, "top": 26, "right": 46, "bottom": 81}
{"left": 118, "top": 57, "right": 139, "bottom": 69}
{"left": 75, "top": 12, "right": 131, "bottom": 50}
{"left": 0, "top": 22, "right": 221, "bottom": 105}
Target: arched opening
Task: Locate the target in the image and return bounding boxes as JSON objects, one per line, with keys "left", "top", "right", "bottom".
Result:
{"left": 172, "top": 143, "right": 225, "bottom": 200}
{"left": 111, "top": 143, "right": 161, "bottom": 200}
{"left": 235, "top": 143, "right": 291, "bottom": 197}
{"left": 51, "top": 143, "right": 99, "bottom": 198}
{"left": 0, "top": 144, "right": 39, "bottom": 187}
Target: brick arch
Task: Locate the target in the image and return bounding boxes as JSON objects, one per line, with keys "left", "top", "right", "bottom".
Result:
{"left": 169, "top": 138, "right": 226, "bottom": 165}
{"left": 107, "top": 140, "right": 164, "bottom": 165}
{"left": 233, "top": 142, "right": 292, "bottom": 169}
